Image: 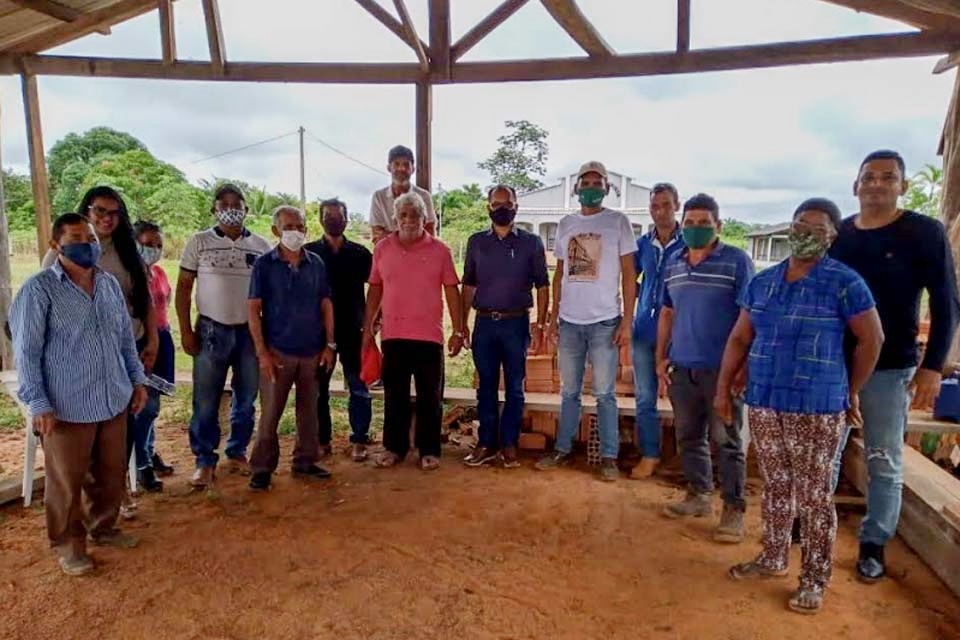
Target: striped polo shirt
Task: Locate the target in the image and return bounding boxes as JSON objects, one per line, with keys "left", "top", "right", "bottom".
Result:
{"left": 662, "top": 242, "right": 754, "bottom": 370}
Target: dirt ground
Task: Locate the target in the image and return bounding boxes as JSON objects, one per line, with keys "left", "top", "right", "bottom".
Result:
{"left": 2, "top": 420, "right": 960, "bottom": 640}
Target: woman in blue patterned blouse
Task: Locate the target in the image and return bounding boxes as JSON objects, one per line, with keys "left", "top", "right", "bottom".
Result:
{"left": 713, "top": 198, "right": 884, "bottom": 615}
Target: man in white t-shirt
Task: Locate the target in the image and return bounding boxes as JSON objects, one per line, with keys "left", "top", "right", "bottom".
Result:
{"left": 369, "top": 145, "right": 437, "bottom": 242}
{"left": 176, "top": 184, "right": 272, "bottom": 488}
{"left": 535, "top": 161, "right": 637, "bottom": 481}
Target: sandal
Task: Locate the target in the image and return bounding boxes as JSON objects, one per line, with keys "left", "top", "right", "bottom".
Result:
{"left": 421, "top": 455, "right": 441, "bottom": 471}
{"left": 787, "top": 589, "right": 823, "bottom": 615}
{"left": 375, "top": 451, "right": 401, "bottom": 468}
{"left": 728, "top": 561, "right": 789, "bottom": 581}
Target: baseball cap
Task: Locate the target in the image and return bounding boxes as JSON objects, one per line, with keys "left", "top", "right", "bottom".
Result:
{"left": 576, "top": 160, "right": 608, "bottom": 181}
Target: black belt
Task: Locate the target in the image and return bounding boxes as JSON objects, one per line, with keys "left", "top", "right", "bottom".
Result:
{"left": 475, "top": 309, "right": 527, "bottom": 320}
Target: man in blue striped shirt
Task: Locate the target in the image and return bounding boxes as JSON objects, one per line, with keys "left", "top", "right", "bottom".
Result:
{"left": 10, "top": 213, "right": 148, "bottom": 577}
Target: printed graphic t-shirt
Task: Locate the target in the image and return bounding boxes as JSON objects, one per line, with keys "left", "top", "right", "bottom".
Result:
{"left": 554, "top": 208, "right": 637, "bottom": 325}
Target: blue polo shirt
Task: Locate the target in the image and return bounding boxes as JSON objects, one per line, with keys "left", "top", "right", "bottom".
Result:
{"left": 633, "top": 225, "right": 684, "bottom": 344}
{"left": 662, "top": 242, "right": 754, "bottom": 370}
{"left": 744, "top": 257, "right": 875, "bottom": 414}
{"left": 462, "top": 227, "right": 549, "bottom": 311}
{"left": 249, "top": 248, "right": 331, "bottom": 357}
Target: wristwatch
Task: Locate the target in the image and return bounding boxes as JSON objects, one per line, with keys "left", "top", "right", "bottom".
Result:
{"left": 327, "top": 342, "right": 338, "bottom": 351}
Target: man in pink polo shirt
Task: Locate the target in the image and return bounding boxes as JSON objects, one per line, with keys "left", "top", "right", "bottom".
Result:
{"left": 363, "top": 191, "right": 464, "bottom": 470}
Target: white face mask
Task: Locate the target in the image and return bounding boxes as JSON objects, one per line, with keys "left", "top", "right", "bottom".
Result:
{"left": 280, "top": 230, "right": 306, "bottom": 252}
{"left": 215, "top": 208, "right": 247, "bottom": 227}
{"left": 138, "top": 244, "right": 162, "bottom": 266}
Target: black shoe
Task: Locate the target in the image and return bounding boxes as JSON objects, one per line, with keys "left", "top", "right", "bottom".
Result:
{"left": 857, "top": 542, "right": 886, "bottom": 583}
{"left": 249, "top": 472, "right": 272, "bottom": 491}
{"left": 137, "top": 467, "right": 163, "bottom": 493}
{"left": 152, "top": 453, "right": 174, "bottom": 477}
{"left": 292, "top": 464, "right": 332, "bottom": 479}
{"left": 790, "top": 517, "right": 801, "bottom": 545}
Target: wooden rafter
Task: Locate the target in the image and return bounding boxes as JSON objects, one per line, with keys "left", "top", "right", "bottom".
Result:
{"left": 9, "top": 0, "right": 111, "bottom": 35}
{"left": 7, "top": 0, "right": 160, "bottom": 54}
{"left": 540, "top": 0, "right": 614, "bottom": 58}
{"left": 392, "top": 0, "right": 428, "bottom": 71}
{"left": 934, "top": 49, "right": 960, "bottom": 73}
{"left": 451, "top": 0, "right": 529, "bottom": 62}
{"left": 158, "top": 0, "right": 176, "bottom": 65}
{"left": 428, "top": 0, "right": 450, "bottom": 79}
{"left": 200, "top": 0, "right": 225, "bottom": 73}
{"left": 676, "top": 0, "right": 690, "bottom": 53}
{"left": 354, "top": 0, "right": 429, "bottom": 57}
{"left": 821, "top": 0, "right": 960, "bottom": 32}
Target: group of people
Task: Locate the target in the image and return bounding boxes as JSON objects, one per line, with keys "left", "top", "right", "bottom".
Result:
{"left": 10, "top": 143, "right": 958, "bottom": 616}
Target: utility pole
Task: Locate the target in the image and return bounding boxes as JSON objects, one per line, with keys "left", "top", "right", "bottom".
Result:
{"left": 298, "top": 126, "right": 306, "bottom": 212}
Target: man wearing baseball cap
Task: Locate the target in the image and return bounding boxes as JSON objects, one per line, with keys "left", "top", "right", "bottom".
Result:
{"left": 536, "top": 161, "right": 637, "bottom": 481}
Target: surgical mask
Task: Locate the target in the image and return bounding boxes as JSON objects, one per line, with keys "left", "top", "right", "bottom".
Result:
{"left": 61, "top": 242, "right": 101, "bottom": 269}
{"left": 323, "top": 218, "right": 347, "bottom": 237}
{"left": 489, "top": 206, "right": 516, "bottom": 227}
{"left": 578, "top": 187, "right": 606, "bottom": 208}
{"left": 681, "top": 226, "right": 716, "bottom": 249}
{"left": 280, "top": 230, "right": 306, "bottom": 252}
{"left": 215, "top": 207, "right": 246, "bottom": 227}
{"left": 138, "top": 244, "right": 162, "bottom": 266}
{"left": 788, "top": 228, "right": 830, "bottom": 260}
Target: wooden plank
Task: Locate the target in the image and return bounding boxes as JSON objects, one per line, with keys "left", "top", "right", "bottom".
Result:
{"left": 158, "top": 0, "right": 176, "bottom": 65}
{"left": 415, "top": 80, "right": 431, "bottom": 191}
{"left": 843, "top": 437, "right": 960, "bottom": 598}
{"left": 540, "top": 0, "right": 614, "bottom": 58}
{"left": 200, "top": 0, "right": 224, "bottom": 73}
{"left": 428, "top": 0, "right": 450, "bottom": 79}
{"left": 0, "top": 95, "right": 13, "bottom": 369}
{"left": 354, "top": 0, "right": 429, "bottom": 57}
{"left": 20, "top": 72, "right": 51, "bottom": 260}
{"left": 934, "top": 48, "right": 960, "bottom": 74}
{"left": 9, "top": 0, "right": 111, "bottom": 35}
{"left": 392, "top": 0, "right": 428, "bottom": 72}
{"left": 6, "top": 0, "right": 161, "bottom": 54}
{"left": 450, "top": 0, "right": 529, "bottom": 62}
{"left": 0, "top": 471, "right": 43, "bottom": 507}
{"left": 821, "top": 0, "right": 960, "bottom": 31}
{"left": 676, "top": 0, "right": 690, "bottom": 53}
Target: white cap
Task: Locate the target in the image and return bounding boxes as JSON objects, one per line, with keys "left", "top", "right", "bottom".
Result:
{"left": 576, "top": 160, "right": 608, "bottom": 181}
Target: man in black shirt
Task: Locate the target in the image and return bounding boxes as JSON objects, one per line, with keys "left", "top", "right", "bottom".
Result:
{"left": 829, "top": 149, "right": 959, "bottom": 583}
{"left": 304, "top": 198, "right": 374, "bottom": 462}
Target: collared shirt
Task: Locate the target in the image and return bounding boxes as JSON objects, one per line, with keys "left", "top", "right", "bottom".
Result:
{"left": 662, "top": 242, "right": 754, "bottom": 370}
{"left": 249, "top": 247, "right": 331, "bottom": 357}
{"left": 633, "top": 225, "right": 684, "bottom": 344}
{"left": 304, "top": 236, "right": 372, "bottom": 343}
{"left": 462, "top": 226, "right": 549, "bottom": 311}
{"left": 181, "top": 226, "right": 272, "bottom": 325}
{"left": 369, "top": 232, "right": 459, "bottom": 344}
{"left": 369, "top": 184, "right": 438, "bottom": 231}
{"left": 744, "top": 257, "right": 875, "bottom": 414}
{"left": 10, "top": 260, "right": 147, "bottom": 423}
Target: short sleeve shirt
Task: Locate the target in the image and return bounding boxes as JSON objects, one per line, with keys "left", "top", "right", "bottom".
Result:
{"left": 369, "top": 233, "right": 459, "bottom": 344}
{"left": 181, "top": 227, "right": 272, "bottom": 325}
{"left": 744, "top": 257, "right": 875, "bottom": 414}
{"left": 554, "top": 208, "right": 637, "bottom": 324}
{"left": 369, "top": 184, "right": 437, "bottom": 231}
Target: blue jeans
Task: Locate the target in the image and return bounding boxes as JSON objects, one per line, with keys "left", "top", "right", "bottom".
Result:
{"left": 472, "top": 316, "right": 530, "bottom": 449}
{"left": 556, "top": 317, "right": 621, "bottom": 459}
{"left": 188, "top": 317, "right": 260, "bottom": 468}
{"left": 317, "top": 339, "right": 372, "bottom": 444}
{"left": 831, "top": 367, "right": 914, "bottom": 546}
{"left": 631, "top": 337, "right": 660, "bottom": 458}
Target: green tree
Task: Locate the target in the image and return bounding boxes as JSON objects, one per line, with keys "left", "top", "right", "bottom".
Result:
{"left": 903, "top": 163, "right": 943, "bottom": 218}
{"left": 478, "top": 120, "right": 549, "bottom": 193}
{"left": 2, "top": 168, "right": 36, "bottom": 231}
{"left": 721, "top": 219, "right": 762, "bottom": 250}
{"left": 47, "top": 127, "right": 146, "bottom": 205}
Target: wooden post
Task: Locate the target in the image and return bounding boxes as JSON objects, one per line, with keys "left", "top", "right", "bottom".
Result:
{"left": 415, "top": 81, "right": 432, "bottom": 192}
{"left": 941, "top": 69, "right": 960, "bottom": 361}
{"left": 677, "top": 0, "right": 690, "bottom": 53}
{"left": 0, "top": 97, "right": 14, "bottom": 369}
{"left": 429, "top": 0, "right": 451, "bottom": 80}
{"left": 159, "top": 0, "right": 177, "bottom": 65}
{"left": 20, "top": 73, "right": 52, "bottom": 262}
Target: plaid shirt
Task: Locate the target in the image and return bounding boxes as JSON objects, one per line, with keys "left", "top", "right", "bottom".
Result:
{"left": 744, "top": 256, "right": 874, "bottom": 414}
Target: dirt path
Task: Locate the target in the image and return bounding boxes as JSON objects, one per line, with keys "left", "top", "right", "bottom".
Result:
{"left": 2, "top": 422, "right": 959, "bottom": 640}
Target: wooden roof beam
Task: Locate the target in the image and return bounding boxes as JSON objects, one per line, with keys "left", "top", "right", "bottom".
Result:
{"left": 200, "top": 0, "right": 225, "bottom": 74}
{"left": 392, "top": 0, "right": 428, "bottom": 72}
{"left": 821, "top": 0, "right": 960, "bottom": 32}
{"left": 676, "top": 0, "right": 690, "bottom": 53}
{"left": 6, "top": 0, "right": 162, "bottom": 54}
{"left": 9, "top": 0, "right": 111, "bottom": 35}
{"left": 540, "top": 0, "right": 614, "bottom": 58}
{"left": 354, "top": 0, "right": 429, "bottom": 58}
{"left": 451, "top": 0, "right": 529, "bottom": 62}
{"left": 158, "top": 0, "right": 176, "bottom": 65}
{"left": 428, "top": 0, "right": 450, "bottom": 78}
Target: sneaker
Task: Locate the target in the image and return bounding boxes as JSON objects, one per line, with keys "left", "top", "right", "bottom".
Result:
{"left": 88, "top": 529, "right": 139, "bottom": 549}
{"left": 249, "top": 472, "right": 272, "bottom": 491}
{"left": 137, "top": 467, "right": 163, "bottom": 493}
{"left": 500, "top": 446, "right": 521, "bottom": 469}
{"left": 119, "top": 495, "right": 137, "bottom": 521}
{"left": 225, "top": 456, "right": 250, "bottom": 476}
{"left": 189, "top": 466, "right": 215, "bottom": 488}
{"left": 599, "top": 458, "right": 619, "bottom": 482}
{"left": 535, "top": 451, "right": 572, "bottom": 471}
{"left": 464, "top": 446, "right": 499, "bottom": 467}
{"left": 662, "top": 492, "right": 712, "bottom": 519}
{"left": 351, "top": 443, "right": 368, "bottom": 462}
{"left": 856, "top": 542, "right": 886, "bottom": 583}
{"left": 713, "top": 503, "right": 745, "bottom": 543}
{"left": 630, "top": 457, "right": 660, "bottom": 479}
{"left": 58, "top": 553, "right": 94, "bottom": 576}
{"left": 152, "top": 453, "right": 174, "bottom": 477}
{"left": 292, "top": 463, "right": 332, "bottom": 479}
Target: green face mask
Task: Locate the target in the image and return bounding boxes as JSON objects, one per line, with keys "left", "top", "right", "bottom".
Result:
{"left": 578, "top": 187, "right": 606, "bottom": 208}
{"left": 788, "top": 228, "right": 830, "bottom": 260}
{"left": 682, "top": 226, "right": 716, "bottom": 249}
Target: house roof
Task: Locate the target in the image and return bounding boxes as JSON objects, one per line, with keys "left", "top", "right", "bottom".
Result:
{"left": 746, "top": 222, "right": 792, "bottom": 238}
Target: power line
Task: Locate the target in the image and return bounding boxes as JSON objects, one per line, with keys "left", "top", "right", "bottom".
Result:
{"left": 304, "top": 130, "right": 387, "bottom": 177}
{"left": 190, "top": 130, "right": 299, "bottom": 164}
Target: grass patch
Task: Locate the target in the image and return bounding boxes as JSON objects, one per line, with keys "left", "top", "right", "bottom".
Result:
{"left": 0, "top": 392, "right": 24, "bottom": 432}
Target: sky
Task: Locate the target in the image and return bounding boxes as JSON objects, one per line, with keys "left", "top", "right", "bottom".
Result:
{"left": 0, "top": 0, "right": 956, "bottom": 224}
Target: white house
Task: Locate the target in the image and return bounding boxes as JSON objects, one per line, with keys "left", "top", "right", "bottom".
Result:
{"left": 515, "top": 170, "right": 653, "bottom": 251}
{"left": 746, "top": 222, "right": 791, "bottom": 270}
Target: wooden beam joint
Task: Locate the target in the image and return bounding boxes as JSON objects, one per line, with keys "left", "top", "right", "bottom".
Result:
{"left": 540, "top": 0, "right": 614, "bottom": 58}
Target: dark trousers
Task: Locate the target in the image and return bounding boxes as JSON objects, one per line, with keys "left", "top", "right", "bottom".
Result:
{"left": 472, "top": 316, "right": 529, "bottom": 449}
{"left": 382, "top": 339, "right": 443, "bottom": 459}
{"left": 317, "top": 337, "right": 372, "bottom": 444}
{"left": 42, "top": 413, "right": 127, "bottom": 558}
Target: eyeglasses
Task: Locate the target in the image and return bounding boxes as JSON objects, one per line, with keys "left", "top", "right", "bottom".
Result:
{"left": 88, "top": 205, "right": 122, "bottom": 218}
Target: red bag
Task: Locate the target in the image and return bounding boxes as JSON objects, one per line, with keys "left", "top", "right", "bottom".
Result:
{"left": 360, "top": 342, "right": 382, "bottom": 386}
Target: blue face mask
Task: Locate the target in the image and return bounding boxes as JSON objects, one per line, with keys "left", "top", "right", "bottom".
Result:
{"left": 61, "top": 242, "right": 101, "bottom": 269}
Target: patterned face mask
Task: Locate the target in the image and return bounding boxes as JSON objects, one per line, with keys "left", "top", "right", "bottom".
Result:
{"left": 788, "top": 228, "right": 830, "bottom": 260}
{"left": 215, "top": 207, "right": 247, "bottom": 228}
